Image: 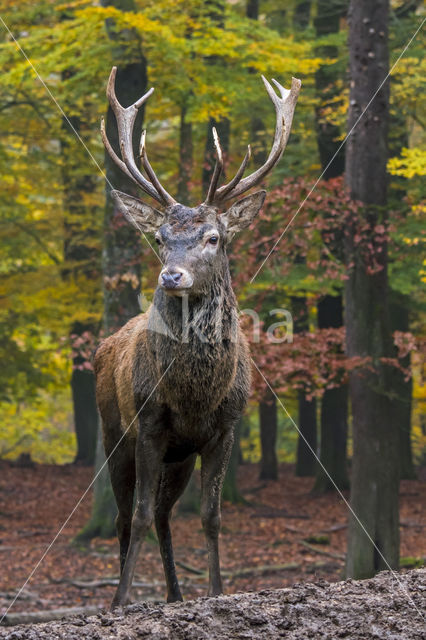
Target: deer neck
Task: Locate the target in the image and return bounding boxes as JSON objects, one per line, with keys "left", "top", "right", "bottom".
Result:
{"left": 146, "top": 264, "right": 240, "bottom": 418}
{"left": 149, "top": 264, "right": 238, "bottom": 347}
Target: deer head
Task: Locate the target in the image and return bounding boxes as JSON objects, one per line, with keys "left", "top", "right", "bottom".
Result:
{"left": 101, "top": 67, "right": 301, "bottom": 295}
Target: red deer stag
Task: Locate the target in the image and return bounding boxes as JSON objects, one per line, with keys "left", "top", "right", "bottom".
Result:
{"left": 95, "top": 67, "right": 301, "bottom": 608}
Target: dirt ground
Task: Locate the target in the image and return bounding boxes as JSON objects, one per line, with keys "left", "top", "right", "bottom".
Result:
{"left": 0, "top": 461, "right": 425, "bottom": 621}
{"left": 1, "top": 570, "right": 425, "bottom": 639}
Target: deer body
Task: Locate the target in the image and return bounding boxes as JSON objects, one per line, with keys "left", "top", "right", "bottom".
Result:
{"left": 95, "top": 68, "right": 300, "bottom": 608}
{"left": 96, "top": 255, "right": 250, "bottom": 447}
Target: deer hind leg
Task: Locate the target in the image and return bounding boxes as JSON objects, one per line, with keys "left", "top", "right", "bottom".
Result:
{"left": 155, "top": 453, "right": 197, "bottom": 603}
{"left": 111, "top": 415, "right": 167, "bottom": 609}
{"left": 106, "top": 435, "right": 135, "bottom": 575}
{"left": 200, "top": 427, "right": 234, "bottom": 597}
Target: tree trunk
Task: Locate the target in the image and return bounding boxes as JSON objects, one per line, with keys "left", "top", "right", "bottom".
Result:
{"left": 75, "top": 426, "right": 117, "bottom": 540}
{"left": 314, "top": 384, "right": 348, "bottom": 492}
{"left": 345, "top": 0, "right": 399, "bottom": 578}
{"left": 177, "top": 104, "right": 193, "bottom": 206}
{"left": 246, "top": 0, "right": 268, "bottom": 166}
{"left": 314, "top": 296, "right": 349, "bottom": 493}
{"left": 388, "top": 55, "right": 417, "bottom": 479}
{"left": 246, "top": 0, "right": 258, "bottom": 20}
{"left": 71, "top": 367, "right": 98, "bottom": 466}
{"left": 390, "top": 297, "right": 415, "bottom": 479}
{"left": 312, "top": 1, "right": 349, "bottom": 494}
{"left": 290, "top": 3, "right": 319, "bottom": 479}
{"left": 81, "top": 0, "right": 148, "bottom": 539}
{"left": 202, "top": 0, "right": 230, "bottom": 195}
{"left": 295, "top": 394, "right": 317, "bottom": 476}
{"left": 259, "top": 391, "right": 278, "bottom": 481}
{"left": 313, "top": 0, "right": 347, "bottom": 178}
{"left": 396, "top": 365, "right": 415, "bottom": 479}
{"left": 314, "top": 0, "right": 346, "bottom": 178}
{"left": 102, "top": 59, "right": 144, "bottom": 334}
{"left": 292, "top": 295, "right": 318, "bottom": 477}
{"left": 61, "top": 113, "right": 100, "bottom": 466}
{"left": 246, "top": 0, "right": 278, "bottom": 485}
{"left": 293, "top": 1, "right": 312, "bottom": 30}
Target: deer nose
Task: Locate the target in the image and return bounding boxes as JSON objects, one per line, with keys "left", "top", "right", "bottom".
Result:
{"left": 161, "top": 269, "right": 182, "bottom": 288}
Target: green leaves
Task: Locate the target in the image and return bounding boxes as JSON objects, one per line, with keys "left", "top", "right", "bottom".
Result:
{"left": 0, "top": 0, "right": 424, "bottom": 462}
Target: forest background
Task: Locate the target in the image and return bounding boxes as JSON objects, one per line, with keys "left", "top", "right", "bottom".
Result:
{"left": 0, "top": 0, "right": 425, "bottom": 591}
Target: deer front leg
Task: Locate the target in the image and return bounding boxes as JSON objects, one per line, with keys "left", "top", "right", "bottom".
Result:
{"left": 111, "top": 416, "right": 166, "bottom": 609}
{"left": 200, "top": 427, "right": 234, "bottom": 597}
{"left": 155, "top": 453, "right": 197, "bottom": 603}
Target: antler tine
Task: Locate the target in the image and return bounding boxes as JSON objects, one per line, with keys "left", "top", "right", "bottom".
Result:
{"left": 212, "top": 75, "right": 301, "bottom": 204}
{"left": 104, "top": 66, "right": 176, "bottom": 206}
{"left": 212, "top": 144, "right": 251, "bottom": 202}
{"left": 101, "top": 116, "right": 142, "bottom": 189}
{"left": 205, "top": 127, "right": 224, "bottom": 204}
{"left": 139, "top": 130, "right": 176, "bottom": 206}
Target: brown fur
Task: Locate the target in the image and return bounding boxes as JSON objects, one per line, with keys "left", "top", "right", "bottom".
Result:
{"left": 94, "top": 197, "right": 262, "bottom": 608}
{"left": 98, "top": 65, "right": 300, "bottom": 608}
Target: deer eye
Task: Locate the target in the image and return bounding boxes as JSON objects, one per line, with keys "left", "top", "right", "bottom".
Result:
{"left": 208, "top": 236, "right": 218, "bottom": 245}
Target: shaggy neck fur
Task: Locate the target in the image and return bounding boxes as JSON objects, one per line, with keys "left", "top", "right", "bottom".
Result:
{"left": 147, "top": 259, "right": 239, "bottom": 417}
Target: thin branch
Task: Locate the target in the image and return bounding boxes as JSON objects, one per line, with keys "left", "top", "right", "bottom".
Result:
{"left": 299, "top": 539, "right": 345, "bottom": 560}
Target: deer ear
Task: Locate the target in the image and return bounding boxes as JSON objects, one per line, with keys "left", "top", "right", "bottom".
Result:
{"left": 111, "top": 190, "right": 164, "bottom": 233}
{"left": 219, "top": 190, "right": 266, "bottom": 240}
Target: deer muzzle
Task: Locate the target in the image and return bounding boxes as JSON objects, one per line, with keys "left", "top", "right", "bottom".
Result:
{"left": 159, "top": 267, "right": 193, "bottom": 293}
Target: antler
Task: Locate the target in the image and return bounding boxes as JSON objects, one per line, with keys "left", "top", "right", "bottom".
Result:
{"left": 101, "top": 66, "right": 176, "bottom": 207}
{"left": 204, "top": 75, "right": 301, "bottom": 205}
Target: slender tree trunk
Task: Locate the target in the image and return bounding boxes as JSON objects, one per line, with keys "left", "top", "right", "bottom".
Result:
{"left": 292, "top": 295, "right": 318, "bottom": 476}
{"left": 246, "top": 0, "right": 258, "bottom": 20}
{"left": 245, "top": 0, "right": 278, "bottom": 483}
{"left": 390, "top": 297, "right": 415, "bottom": 479}
{"left": 290, "top": 2, "right": 318, "bottom": 478}
{"left": 81, "top": 0, "right": 148, "bottom": 539}
{"left": 102, "top": 59, "right": 144, "bottom": 334}
{"left": 314, "top": 0, "right": 346, "bottom": 178}
{"left": 259, "top": 391, "right": 278, "bottom": 480}
{"left": 314, "top": 296, "right": 349, "bottom": 492}
{"left": 388, "top": 67, "right": 417, "bottom": 478}
{"left": 202, "top": 0, "right": 229, "bottom": 195}
{"left": 177, "top": 104, "right": 193, "bottom": 206}
{"left": 246, "top": 0, "right": 267, "bottom": 166}
{"left": 295, "top": 394, "right": 317, "bottom": 476}
{"left": 61, "top": 114, "right": 100, "bottom": 466}
{"left": 70, "top": 354, "right": 98, "bottom": 466}
{"left": 76, "top": 427, "right": 117, "bottom": 541}
{"left": 312, "top": 0, "right": 349, "bottom": 493}
{"left": 293, "top": 1, "right": 312, "bottom": 30}
{"left": 345, "top": 0, "right": 399, "bottom": 578}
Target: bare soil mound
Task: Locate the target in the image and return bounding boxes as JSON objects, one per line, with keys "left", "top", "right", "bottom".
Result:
{"left": 1, "top": 568, "right": 424, "bottom": 639}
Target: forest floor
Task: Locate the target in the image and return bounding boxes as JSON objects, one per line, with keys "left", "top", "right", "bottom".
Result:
{"left": 0, "top": 461, "right": 425, "bottom": 624}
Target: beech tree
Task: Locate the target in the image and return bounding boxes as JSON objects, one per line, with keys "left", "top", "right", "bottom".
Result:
{"left": 312, "top": 0, "right": 349, "bottom": 494}
{"left": 80, "top": 0, "right": 148, "bottom": 539}
{"left": 345, "top": 0, "right": 399, "bottom": 578}
{"left": 61, "top": 110, "right": 100, "bottom": 467}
